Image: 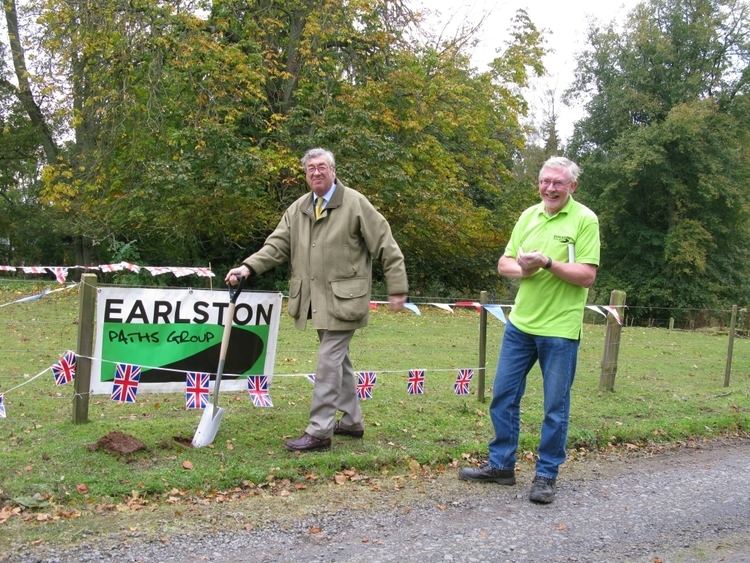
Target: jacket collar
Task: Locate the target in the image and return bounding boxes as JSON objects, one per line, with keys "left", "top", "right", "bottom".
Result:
{"left": 326, "top": 180, "right": 344, "bottom": 209}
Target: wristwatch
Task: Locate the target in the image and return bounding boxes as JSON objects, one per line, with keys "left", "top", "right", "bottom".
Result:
{"left": 543, "top": 257, "right": 553, "bottom": 269}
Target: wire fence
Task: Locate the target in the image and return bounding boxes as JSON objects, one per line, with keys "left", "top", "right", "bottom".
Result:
{"left": 1, "top": 280, "right": 748, "bottom": 412}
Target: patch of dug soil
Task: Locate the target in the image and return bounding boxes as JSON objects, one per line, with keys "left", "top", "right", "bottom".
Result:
{"left": 172, "top": 435, "right": 194, "bottom": 447}
{"left": 87, "top": 431, "right": 146, "bottom": 455}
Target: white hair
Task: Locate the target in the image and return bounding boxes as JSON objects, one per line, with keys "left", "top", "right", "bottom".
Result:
{"left": 301, "top": 147, "right": 336, "bottom": 169}
{"left": 540, "top": 156, "right": 581, "bottom": 183}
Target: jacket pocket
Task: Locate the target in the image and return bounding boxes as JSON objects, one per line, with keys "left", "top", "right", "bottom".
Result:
{"left": 287, "top": 278, "right": 303, "bottom": 318}
{"left": 330, "top": 277, "right": 369, "bottom": 321}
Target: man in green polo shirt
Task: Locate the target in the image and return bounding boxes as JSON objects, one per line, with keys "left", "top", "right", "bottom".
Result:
{"left": 459, "top": 156, "right": 600, "bottom": 504}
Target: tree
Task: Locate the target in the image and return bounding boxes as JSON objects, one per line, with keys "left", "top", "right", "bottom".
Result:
{"left": 567, "top": 0, "right": 750, "bottom": 315}
{"left": 1, "top": 0, "right": 546, "bottom": 297}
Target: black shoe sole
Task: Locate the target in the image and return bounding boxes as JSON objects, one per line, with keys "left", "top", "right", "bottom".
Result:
{"left": 458, "top": 472, "right": 516, "bottom": 485}
{"left": 333, "top": 425, "right": 364, "bottom": 438}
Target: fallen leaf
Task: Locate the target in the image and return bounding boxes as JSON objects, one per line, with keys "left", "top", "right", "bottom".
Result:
{"left": 12, "top": 495, "right": 49, "bottom": 509}
{"left": 182, "top": 460, "right": 194, "bottom": 470}
{"left": 76, "top": 483, "right": 89, "bottom": 494}
{"left": 56, "top": 509, "right": 81, "bottom": 520}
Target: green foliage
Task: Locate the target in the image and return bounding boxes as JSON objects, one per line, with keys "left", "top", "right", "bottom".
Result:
{"left": 567, "top": 0, "right": 750, "bottom": 317}
{"left": 2, "top": 0, "right": 544, "bottom": 296}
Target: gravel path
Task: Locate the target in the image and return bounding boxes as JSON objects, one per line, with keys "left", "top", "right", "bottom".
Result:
{"left": 6, "top": 438, "right": 750, "bottom": 562}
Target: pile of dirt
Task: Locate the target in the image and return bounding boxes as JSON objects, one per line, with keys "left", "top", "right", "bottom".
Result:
{"left": 88, "top": 431, "right": 146, "bottom": 455}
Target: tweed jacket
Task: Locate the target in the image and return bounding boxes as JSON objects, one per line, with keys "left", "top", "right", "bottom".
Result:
{"left": 243, "top": 181, "right": 408, "bottom": 330}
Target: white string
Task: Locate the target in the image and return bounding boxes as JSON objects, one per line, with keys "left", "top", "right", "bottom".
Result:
{"left": 0, "top": 283, "right": 79, "bottom": 308}
{"left": 2, "top": 366, "right": 51, "bottom": 394}
{"left": 73, "top": 353, "right": 484, "bottom": 379}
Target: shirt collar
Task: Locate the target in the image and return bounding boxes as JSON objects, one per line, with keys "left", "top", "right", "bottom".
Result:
{"left": 538, "top": 194, "right": 574, "bottom": 218}
{"left": 315, "top": 182, "right": 336, "bottom": 204}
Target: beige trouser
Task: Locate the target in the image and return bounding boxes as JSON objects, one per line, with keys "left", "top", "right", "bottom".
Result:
{"left": 305, "top": 329, "right": 363, "bottom": 439}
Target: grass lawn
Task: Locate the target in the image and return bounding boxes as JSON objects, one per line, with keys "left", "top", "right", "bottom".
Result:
{"left": 1, "top": 280, "right": 748, "bottom": 508}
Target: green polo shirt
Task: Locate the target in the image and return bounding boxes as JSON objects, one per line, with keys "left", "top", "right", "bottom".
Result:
{"left": 505, "top": 196, "right": 600, "bottom": 340}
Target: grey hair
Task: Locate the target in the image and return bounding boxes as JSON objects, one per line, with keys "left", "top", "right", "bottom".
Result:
{"left": 540, "top": 156, "right": 581, "bottom": 183}
{"left": 301, "top": 147, "right": 336, "bottom": 169}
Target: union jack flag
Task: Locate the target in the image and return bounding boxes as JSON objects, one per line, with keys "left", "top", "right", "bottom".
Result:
{"left": 51, "top": 350, "right": 77, "bottom": 385}
{"left": 356, "top": 371, "right": 377, "bottom": 400}
{"left": 247, "top": 375, "right": 273, "bottom": 407}
{"left": 0, "top": 394, "right": 6, "bottom": 418}
{"left": 185, "top": 372, "right": 210, "bottom": 410}
{"left": 110, "top": 363, "right": 141, "bottom": 403}
{"left": 407, "top": 369, "right": 425, "bottom": 395}
{"left": 454, "top": 368, "right": 474, "bottom": 395}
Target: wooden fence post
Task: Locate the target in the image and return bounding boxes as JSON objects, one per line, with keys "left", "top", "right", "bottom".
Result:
{"left": 477, "top": 291, "right": 487, "bottom": 403}
{"left": 599, "top": 289, "right": 626, "bottom": 392}
{"left": 73, "top": 273, "right": 97, "bottom": 424}
{"left": 724, "top": 304, "right": 738, "bottom": 387}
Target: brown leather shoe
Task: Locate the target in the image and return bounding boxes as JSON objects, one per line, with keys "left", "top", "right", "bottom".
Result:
{"left": 284, "top": 432, "right": 331, "bottom": 452}
{"left": 333, "top": 421, "right": 364, "bottom": 438}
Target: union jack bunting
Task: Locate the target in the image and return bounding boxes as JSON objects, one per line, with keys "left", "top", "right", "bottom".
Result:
{"left": 185, "top": 372, "right": 210, "bottom": 410}
{"left": 247, "top": 375, "right": 273, "bottom": 407}
{"left": 110, "top": 363, "right": 142, "bottom": 403}
{"left": 306, "top": 373, "right": 316, "bottom": 385}
{"left": 0, "top": 394, "right": 6, "bottom": 418}
{"left": 454, "top": 368, "right": 474, "bottom": 396}
{"left": 51, "top": 350, "right": 77, "bottom": 385}
{"left": 356, "top": 371, "right": 377, "bottom": 401}
{"left": 407, "top": 369, "right": 425, "bottom": 395}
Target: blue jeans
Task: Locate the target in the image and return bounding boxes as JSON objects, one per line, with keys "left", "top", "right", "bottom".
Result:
{"left": 488, "top": 321, "right": 579, "bottom": 479}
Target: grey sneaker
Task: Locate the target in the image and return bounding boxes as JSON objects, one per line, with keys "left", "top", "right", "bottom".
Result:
{"left": 529, "top": 476, "right": 556, "bottom": 504}
{"left": 458, "top": 463, "right": 516, "bottom": 485}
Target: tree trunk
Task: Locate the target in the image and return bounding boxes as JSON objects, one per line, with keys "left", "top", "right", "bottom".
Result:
{"left": 3, "top": 0, "right": 59, "bottom": 163}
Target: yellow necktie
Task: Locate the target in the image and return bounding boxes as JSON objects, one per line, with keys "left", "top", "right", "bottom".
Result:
{"left": 315, "top": 197, "right": 324, "bottom": 220}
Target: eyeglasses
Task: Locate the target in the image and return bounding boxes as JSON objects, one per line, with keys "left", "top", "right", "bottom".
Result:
{"left": 539, "top": 178, "right": 572, "bottom": 188}
{"left": 306, "top": 164, "right": 330, "bottom": 174}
